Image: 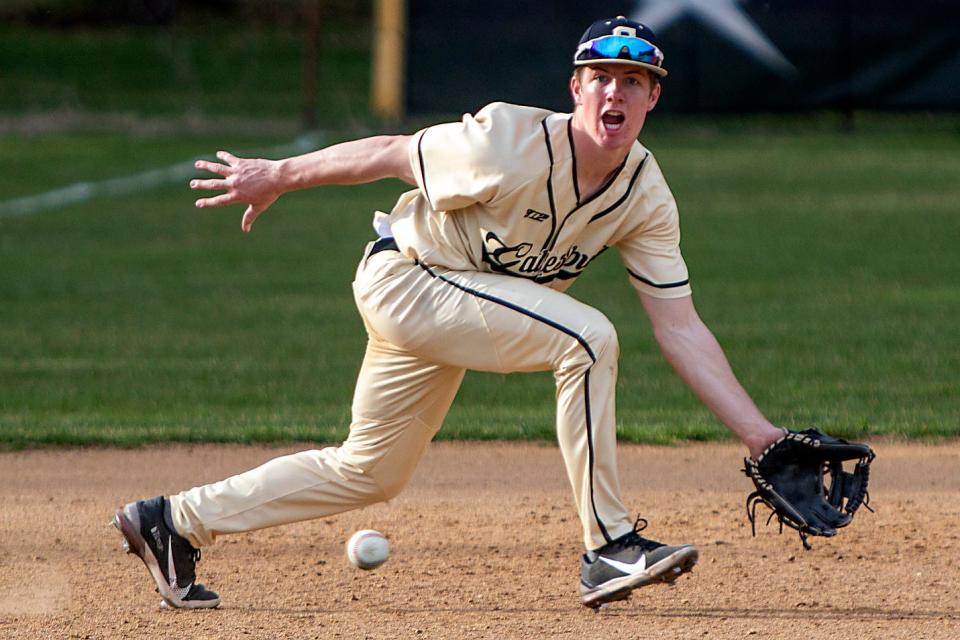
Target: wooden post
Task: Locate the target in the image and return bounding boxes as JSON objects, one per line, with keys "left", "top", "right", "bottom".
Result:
{"left": 371, "top": 0, "right": 406, "bottom": 121}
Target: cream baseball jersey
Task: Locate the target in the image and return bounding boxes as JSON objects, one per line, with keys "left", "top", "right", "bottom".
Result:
{"left": 386, "top": 101, "right": 692, "bottom": 299}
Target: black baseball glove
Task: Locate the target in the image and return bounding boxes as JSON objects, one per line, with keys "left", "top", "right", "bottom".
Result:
{"left": 743, "top": 428, "right": 875, "bottom": 550}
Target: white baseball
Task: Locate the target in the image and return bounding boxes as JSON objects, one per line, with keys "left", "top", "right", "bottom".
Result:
{"left": 346, "top": 529, "right": 389, "bottom": 570}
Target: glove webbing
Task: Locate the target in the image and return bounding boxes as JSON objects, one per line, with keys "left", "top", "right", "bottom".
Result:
{"left": 827, "top": 455, "right": 875, "bottom": 514}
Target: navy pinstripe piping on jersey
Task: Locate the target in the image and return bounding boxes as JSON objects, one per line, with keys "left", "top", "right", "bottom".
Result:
{"left": 415, "top": 259, "right": 614, "bottom": 544}
{"left": 566, "top": 118, "right": 628, "bottom": 209}
{"left": 539, "top": 118, "right": 559, "bottom": 250}
{"left": 589, "top": 153, "right": 648, "bottom": 223}
{"left": 416, "top": 131, "right": 432, "bottom": 206}
{"left": 626, "top": 267, "right": 690, "bottom": 289}
{"left": 541, "top": 120, "right": 629, "bottom": 253}
{"left": 567, "top": 120, "right": 581, "bottom": 205}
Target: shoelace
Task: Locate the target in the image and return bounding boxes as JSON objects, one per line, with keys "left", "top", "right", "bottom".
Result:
{"left": 618, "top": 516, "right": 664, "bottom": 552}
{"left": 174, "top": 545, "right": 202, "bottom": 585}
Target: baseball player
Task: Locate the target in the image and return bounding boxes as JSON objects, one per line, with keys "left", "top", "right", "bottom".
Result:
{"left": 114, "top": 17, "right": 785, "bottom": 609}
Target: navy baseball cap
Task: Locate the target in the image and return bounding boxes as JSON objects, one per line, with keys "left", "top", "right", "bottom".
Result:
{"left": 574, "top": 16, "right": 667, "bottom": 78}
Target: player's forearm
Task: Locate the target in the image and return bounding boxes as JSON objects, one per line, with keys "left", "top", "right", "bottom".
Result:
{"left": 652, "top": 317, "right": 780, "bottom": 457}
{"left": 275, "top": 135, "right": 415, "bottom": 191}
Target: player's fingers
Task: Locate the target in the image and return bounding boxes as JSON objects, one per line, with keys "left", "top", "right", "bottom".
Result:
{"left": 217, "top": 150, "right": 241, "bottom": 165}
{"left": 195, "top": 192, "right": 238, "bottom": 209}
{"left": 194, "top": 160, "right": 232, "bottom": 176}
{"left": 189, "top": 178, "right": 228, "bottom": 191}
{"left": 241, "top": 204, "right": 262, "bottom": 233}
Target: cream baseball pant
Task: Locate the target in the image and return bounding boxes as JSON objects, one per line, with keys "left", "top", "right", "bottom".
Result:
{"left": 170, "top": 243, "right": 634, "bottom": 550}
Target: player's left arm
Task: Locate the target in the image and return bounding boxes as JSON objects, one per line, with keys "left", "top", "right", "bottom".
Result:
{"left": 638, "top": 293, "right": 783, "bottom": 459}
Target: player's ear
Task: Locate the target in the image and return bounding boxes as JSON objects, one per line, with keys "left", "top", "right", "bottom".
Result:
{"left": 570, "top": 71, "right": 583, "bottom": 106}
{"left": 646, "top": 79, "right": 661, "bottom": 112}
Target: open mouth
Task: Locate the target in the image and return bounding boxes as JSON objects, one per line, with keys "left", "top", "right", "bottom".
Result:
{"left": 601, "top": 110, "right": 625, "bottom": 132}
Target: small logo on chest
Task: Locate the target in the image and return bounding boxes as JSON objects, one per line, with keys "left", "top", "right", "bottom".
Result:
{"left": 524, "top": 208, "right": 550, "bottom": 222}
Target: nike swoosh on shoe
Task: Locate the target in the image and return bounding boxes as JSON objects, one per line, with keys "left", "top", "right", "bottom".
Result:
{"left": 167, "top": 537, "right": 178, "bottom": 589}
{"left": 598, "top": 554, "right": 647, "bottom": 575}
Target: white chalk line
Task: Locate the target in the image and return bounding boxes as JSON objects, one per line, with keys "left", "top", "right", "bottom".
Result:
{"left": 0, "top": 132, "right": 325, "bottom": 220}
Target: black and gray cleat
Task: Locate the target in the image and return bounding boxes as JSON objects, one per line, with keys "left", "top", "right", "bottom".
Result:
{"left": 113, "top": 496, "right": 220, "bottom": 609}
{"left": 580, "top": 518, "right": 698, "bottom": 609}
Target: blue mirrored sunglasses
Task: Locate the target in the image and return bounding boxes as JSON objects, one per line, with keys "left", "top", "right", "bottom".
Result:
{"left": 575, "top": 35, "right": 663, "bottom": 68}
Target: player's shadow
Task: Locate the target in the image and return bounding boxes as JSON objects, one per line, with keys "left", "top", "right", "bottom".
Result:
{"left": 242, "top": 605, "right": 959, "bottom": 620}
{"left": 598, "top": 606, "right": 960, "bottom": 621}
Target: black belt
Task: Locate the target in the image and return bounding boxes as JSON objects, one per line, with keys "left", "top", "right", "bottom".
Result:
{"left": 368, "top": 236, "right": 399, "bottom": 257}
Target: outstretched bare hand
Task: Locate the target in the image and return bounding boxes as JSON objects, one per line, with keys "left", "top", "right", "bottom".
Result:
{"left": 191, "top": 151, "right": 282, "bottom": 233}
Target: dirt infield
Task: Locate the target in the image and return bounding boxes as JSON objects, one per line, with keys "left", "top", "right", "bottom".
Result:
{"left": 1, "top": 441, "right": 958, "bottom": 639}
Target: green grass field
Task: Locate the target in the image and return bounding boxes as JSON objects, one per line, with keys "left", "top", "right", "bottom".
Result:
{"left": 0, "top": 21, "right": 370, "bottom": 125}
{"left": 2, "top": 117, "right": 959, "bottom": 448}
